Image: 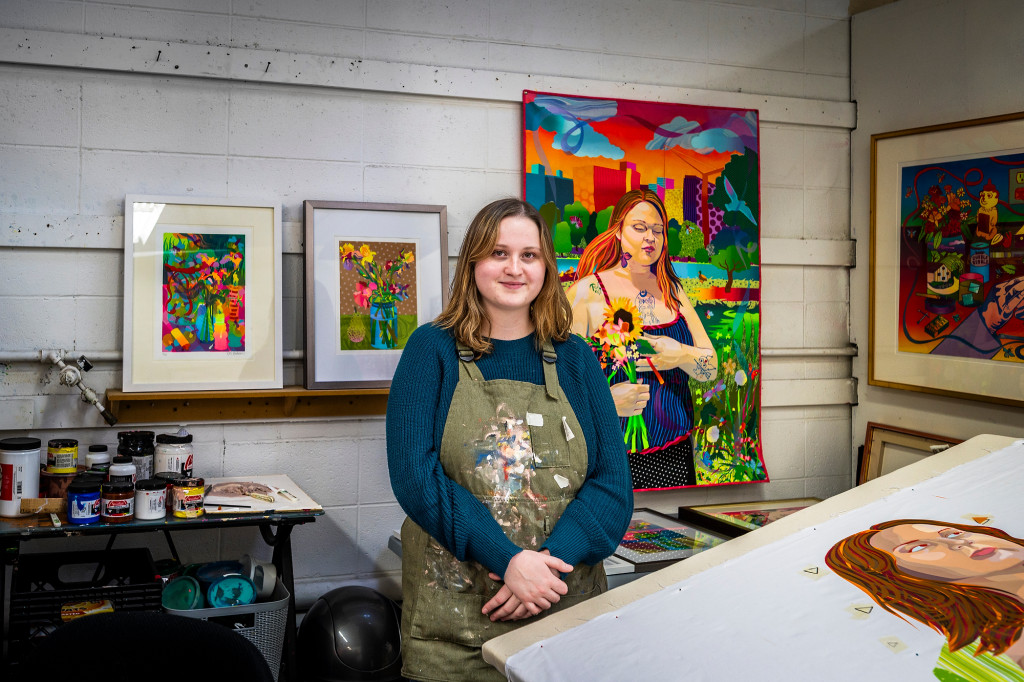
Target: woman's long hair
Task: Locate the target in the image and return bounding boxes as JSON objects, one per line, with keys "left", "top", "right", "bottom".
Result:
{"left": 435, "top": 198, "right": 571, "bottom": 355}
{"left": 574, "top": 188, "right": 683, "bottom": 313}
{"left": 825, "top": 519, "right": 1024, "bottom": 656}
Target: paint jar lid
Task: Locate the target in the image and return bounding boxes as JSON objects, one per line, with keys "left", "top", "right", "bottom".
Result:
{"left": 48, "top": 439, "right": 78, "bottom": 448}
{"left": 0, "top": 437, "right": 41, "bottom": 451}
{"left": 162, "top": 576, "right": 203, "bottom": 611}
{"left": 154, "top": 471, "right": 186, "bottom": 484}
{"left": 206, "top": 574, "right": 256, "bottom": 608}
{"left": 88, "top": 444, "right": 109, "bottom": 453}
{"left": 156, "top": 433, "right": 193, "bottom": 444}
{"left": 68, "top": 478, "right": 101, "bottom": 493}
{"left": 112, "top": 456, "right": 132, "bottom": 464}
{"left": 176, "top": 477, "right": 205, "bottom": 488}
{"left": 135, "top": 479, "right": 165, "bottom": 491}
{"left": 101, "top": 482, "right": 134, "bottom": 494}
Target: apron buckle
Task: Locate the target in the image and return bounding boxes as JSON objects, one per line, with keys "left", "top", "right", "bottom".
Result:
{"left": 542, "top": 350, "right": 557, "bottom": 364}
{"left": 458, "top": 349, "right": 475, "bottom": 362}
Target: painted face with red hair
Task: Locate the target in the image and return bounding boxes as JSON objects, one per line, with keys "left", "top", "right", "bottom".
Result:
{"left": 870, "top": 523, "right": 1024, "bottom": 582}
{"left": 617, "top": 201, "right": 665, "bottom": 268}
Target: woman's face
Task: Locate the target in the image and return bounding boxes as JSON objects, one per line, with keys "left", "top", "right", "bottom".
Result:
{"left": 473, "top": 215, "right": 546, "bottom": 319}
{"left": 618, "top": 201, "right": 664, "bottom": 267}
{"left": 870, "top": 523, "right": 1024, "bottom": 582}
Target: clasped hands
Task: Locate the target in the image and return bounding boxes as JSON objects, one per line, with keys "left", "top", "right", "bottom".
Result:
{"left": 481, "top": 549, "right": 573, "bottom": 622}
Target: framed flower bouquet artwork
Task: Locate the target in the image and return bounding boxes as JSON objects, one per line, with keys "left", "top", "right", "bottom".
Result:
{"left": 122, "top": 195, "right": 282, "bottom": 392}
{"left": 869, "top": 111, "right": 1024, "bottom": 407}
{"left": 303, "top": 201, "right": 448, "bottom": 389}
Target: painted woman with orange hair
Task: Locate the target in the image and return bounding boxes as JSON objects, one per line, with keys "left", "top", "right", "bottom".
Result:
{"left": 826, "top": 519, "right": 1024, "bottom": 679}
{"left": 565, "top": 189, "right": 716, "bottom": 489}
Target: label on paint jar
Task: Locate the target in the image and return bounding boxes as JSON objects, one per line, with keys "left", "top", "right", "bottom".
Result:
{"left": 103, "top": 498, "right": 133, "bottom": 518}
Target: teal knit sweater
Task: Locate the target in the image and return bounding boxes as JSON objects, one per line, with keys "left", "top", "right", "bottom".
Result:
{"left": 386, "top": 323, "right": 632, "bottom": 578}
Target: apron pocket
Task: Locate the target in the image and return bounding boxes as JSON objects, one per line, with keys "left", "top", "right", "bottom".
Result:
{"left": 408, "top": 587, "right": 519, "bottom": 648}
{"left": 528, "top": 421, "right": 569, "bottom": 468}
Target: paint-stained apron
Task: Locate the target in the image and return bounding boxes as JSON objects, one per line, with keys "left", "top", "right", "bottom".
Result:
{"left": 400, "top": 340, "right": 606, "bottom": 682}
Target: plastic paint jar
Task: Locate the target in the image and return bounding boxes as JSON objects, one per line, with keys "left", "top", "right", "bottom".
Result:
{"left": 134, "top": 479, "right": 167, "bottom": 521}
{"left": 46, "top": 439, "right": 79, "bottom": 474}
{"left": 67, "top": 478, "right": 102, "bottom": 525}
{"left": 117, "top": 431, "right": 155, "bottom": 482}
{"left": 0, "top": 437, "right": 41, "bottom": 518}
{"left": 85, "top": 445, "right": 111, "bottom": 472}
{"left": 100, "top": 482, "right": 135, "bottom": 523}
{"left": 172, "top": 477, "right": 205, "bottom": 519}
{"left": 107, "top": 457, "right": 137, "bottom": 485}
{"left": 154, "top": 471, "right": 186, "bottom": 512}
{"left": 155, "top": 433, "right": 194, "bottom": 477}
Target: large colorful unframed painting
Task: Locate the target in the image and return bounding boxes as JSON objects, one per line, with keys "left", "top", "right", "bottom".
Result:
{"left": 162, "top": 232, "right": 245, "bottom": 352}
{"left": 896, "top": 152, "right": 1024, "bottom": 362}
{"left": 338, "top": 240, "right": 418, "bottom": 351}
{"left": 523, "top": 90, "right": 764, "bottom": 489}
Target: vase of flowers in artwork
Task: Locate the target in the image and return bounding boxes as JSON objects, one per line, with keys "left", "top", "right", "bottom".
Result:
{"left": 340, "top": 242, "right": 414, "bottom": 350}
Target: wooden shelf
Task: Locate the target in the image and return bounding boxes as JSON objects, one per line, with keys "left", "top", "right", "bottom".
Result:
{"left": 105, "top": 386, "right": 389, "bottom": 424}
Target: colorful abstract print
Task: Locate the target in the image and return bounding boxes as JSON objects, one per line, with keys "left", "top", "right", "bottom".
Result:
{"left": 162, "top": 232, "right": 245, "bottom": 353}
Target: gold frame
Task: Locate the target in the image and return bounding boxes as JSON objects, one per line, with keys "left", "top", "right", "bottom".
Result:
{"left": 868, "top": 111, "right": 1024, "bottom": 407}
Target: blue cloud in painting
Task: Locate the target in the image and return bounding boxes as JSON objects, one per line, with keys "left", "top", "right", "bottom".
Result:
{"left": 527, "top": 95, "right": 623, "bottom": 160}
{"left": 646, "top": 111, "right": 758, "bottom": 154}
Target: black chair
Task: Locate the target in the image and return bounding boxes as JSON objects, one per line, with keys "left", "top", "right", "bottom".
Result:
{"left": 15, "top": 610, "right": 276, "bottom": 681}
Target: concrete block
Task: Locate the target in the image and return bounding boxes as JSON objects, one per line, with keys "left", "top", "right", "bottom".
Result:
{"left": 806, "top": 0, "right": 849, "bottom": 19}
{"left": 486, "top": 105, "right": 520, "bottom": 171}
{"left": 803, "top": 300, "right": 849, "bottom": 347}
{"left": 758, "top": 125, "right": 805, "bottom": 187}
{"left": 357, "top": 502, "right": 406, "bottom": 573}
{"left": 761, "top": 265, "right": 803, "bottom": 302}
{"left": 0, "top": 146, "right": 79, "bottom": 213}
{"left": 1, "top": 0, "right": 84, "bottom": 33}
{"left": 805, "top": 474, "right": 852, "bottom": 500}
{"left": 99, "top": 0, "right": 231, "bottom": 14}
{"left": 760, "top": 301, "right": 803, "bottom": 347}
{"left": 362, "top": 97, "right": 489, "bottom": 168}
{"left": 368, "top": 0, "right": 489, "bottom": 38}
{"left": 0, "top": 398, "right": 34, "bottom": 429}
{"left": 81, "top": 150, "right": 227, "bottom": 216}
{"left": 803, "top": 73, "right": 850, "bottom": 102}
{"left": 725, "top": 0, "right": 803, "bottom": 12}
{"left": 229, "top": 87, "right": 362, "bottom": 162}
{"left": 803, "top": 187, "right": 850, "bottom": 240}
{"left": 227, "top": 157, "right": 362, "bottom": 224}
{"left": 0, "top": 70, "right": 79, "bottom": 147}
{"left": 483, "top": 172, "right": 520, "bottom": 205}
{"left": 358, "top": 438, "right": 396, "bottom": 504}
{"left": 804, "top": 267, "right": 848, "bottom": 303}
{"left": 758, "top": 186, "right": 803, "bottom": 239}
{"left": 363, "top": 165, "right": 487, "bottom": 233}
{"left": 804, "top": 417, "right": 851, "bottom": 477}
{"left": 230, "top": 17, "right": 363, "bottom": 56}
{"left": 803, "top": 129, "right": 850, "bottom": 190}
{"left": 761, "top": 358, "right": 805, "bottom": 381}
{"left": 709, "top": 4, "right": 804, "bottom": 71}
{"left": 84, "top": 4, "right": 231, "bottom": 44}
{"left": 760, "top": 417, "right": 806, "bottom": 479}
{"left": 805, "top": 16, "right": 849, "bottom": 77}
{"left": 82, "top": 79, "right": 228, "bottom": 154}
{"left": 1, "top": 248, "right": 76, "bottom": 296}
{"left": 233, "top": 0, "right": 365, "bottom": 27}
{"left": 75, "top": 249, "right": 123, "bottom": 297}
{"left": 72, "top": 295, "right": 122, "bottom": 352}
{"left": 0, "top": 296, "right": 78, "bottom": 350}
{"left": 706, "top": 63, "right": 804, "bottom": 99}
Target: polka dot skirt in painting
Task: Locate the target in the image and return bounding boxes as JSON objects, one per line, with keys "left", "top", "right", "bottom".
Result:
{"left": 628, "top": 439, "right": 696, "bottom": 490}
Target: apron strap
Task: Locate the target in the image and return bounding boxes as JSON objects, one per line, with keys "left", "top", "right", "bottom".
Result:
{"left": 541, "top": 339, "right": 559, "bottom": 400}
{"left": 455, "top": 342, "right": 486, "bottom": 382}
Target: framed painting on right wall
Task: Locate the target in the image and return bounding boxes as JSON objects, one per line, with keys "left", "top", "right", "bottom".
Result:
{"left": 869, "top": 111, "right": 1024, "bottom": 407}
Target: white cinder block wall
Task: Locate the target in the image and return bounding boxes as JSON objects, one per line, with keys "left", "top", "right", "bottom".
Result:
{"left": 849, "top": 0, "right": 1024, "bottom": 464}
{"left": 0, "top": 0, "right": 854, "bottom": 606}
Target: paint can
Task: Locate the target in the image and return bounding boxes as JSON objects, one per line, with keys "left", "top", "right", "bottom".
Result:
{"left": 85, "top": 444, "right": 111, "bottom": 472}
{"left": 67, "top": 477, "right": 102, "bottom": 525}
{"left": 117, "top": 430, "right": 155, "bottom": 482}
{"left": 172, "top": 477, "right": 205, "bottom": 519}
{"left": 134, "top": 479, "right": 167, "bottom": 521}
{"left": 155, "top": 432, "right": 194, "bottom": 477}
{"left": 969, "top": 241, "right": 991, "bottom": 283}
{"left": 100, "top": 482, "right": 135, "bottom": 523}
{"left": 46, "top": 439, "right": 78, "bottom": 474}
{"left": 0, "top": 437, "right": 41, "bottom": 518}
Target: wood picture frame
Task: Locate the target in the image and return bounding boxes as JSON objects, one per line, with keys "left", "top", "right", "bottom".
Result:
{"left": 303, "top": 201, "right": 448, "bottom": 389}
{"left": 678, "top": 497, "right": 822, "bottom": 537}
{"left": 869, "top": 111, "right": 1024, "bottom": 407}
{"left": 122, "top": 195, "right": 282, "bottom": 392}
{"left": 858, "top": 422, "right": 961, "bottom": 485}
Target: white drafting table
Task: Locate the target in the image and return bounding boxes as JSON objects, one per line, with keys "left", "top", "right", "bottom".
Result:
{"left": 483, "top": 433, "right": 1022, "bottom": 681}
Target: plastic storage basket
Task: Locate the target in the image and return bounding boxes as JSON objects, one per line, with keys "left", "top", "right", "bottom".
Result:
{"left": 9, "top": 548, "right": 163, "bottom": 662}
{"left": 165, "top": 578, "right": 290, "bottom": 681}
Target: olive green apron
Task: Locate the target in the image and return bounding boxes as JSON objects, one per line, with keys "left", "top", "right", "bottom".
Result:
{"left": 400, "top": 340, "right": 606, "bottom": 682}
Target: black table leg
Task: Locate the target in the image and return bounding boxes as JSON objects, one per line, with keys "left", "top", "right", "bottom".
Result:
{"left": 260, "top": 522, "right": 297, "bottom": 682}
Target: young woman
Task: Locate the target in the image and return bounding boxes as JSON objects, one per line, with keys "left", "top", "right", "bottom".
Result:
{"left": 387, "top": 198, "right": 632, "bottom": 681}
{"left": 826, "top": 519, "right": 1024, "bottom": 680}
{"left": 566, "top": 189, "right": 717, "bottom": 489}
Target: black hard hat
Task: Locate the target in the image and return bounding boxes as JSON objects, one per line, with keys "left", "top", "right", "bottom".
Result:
{"left": 298, "top": 586, "right": 403, "bottom": 682}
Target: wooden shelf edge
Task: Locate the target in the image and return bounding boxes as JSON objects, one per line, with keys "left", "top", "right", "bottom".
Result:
{"left": 105, "top": 385, "right": 390, "bottom": 424}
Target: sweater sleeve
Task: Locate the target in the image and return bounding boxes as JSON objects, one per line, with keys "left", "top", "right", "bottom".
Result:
{"left": 541, "top": 336, "right": 633, "bottom": 566}
{"left": 386, "top": 325, "right": 523, "bottom": 577}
